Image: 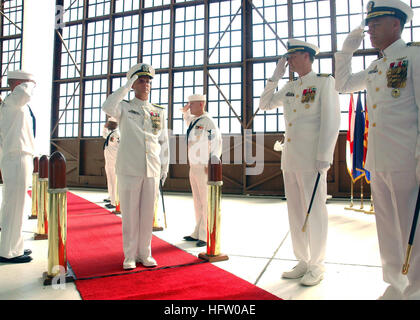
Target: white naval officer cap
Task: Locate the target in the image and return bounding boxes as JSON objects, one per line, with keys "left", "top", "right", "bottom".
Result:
{"left": 286, "top": 39, "right": 320, "bottom": 57}
{"left": 7, "top": 70, "right": 36, "bottom": 82}
{"left": 188, "top": 94, "right": 206, "bottom": 102}
{"left": 365, "top": 0, "right": 413, "bottom": 26}
{"left": 126, "top": 63, "right": 155, "bottom": 80}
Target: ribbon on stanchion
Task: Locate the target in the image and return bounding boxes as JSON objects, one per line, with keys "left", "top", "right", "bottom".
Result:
{"left": 35, "top": 155, "right": 49, "bottom": 240}
{"left": 29, "top": 157, "right": 39, "bottom": 220}
{"left": 43, "top": 151, "right": 75, "bottom": 285}
{"left": 199, "top": 155, "right": 228, "bottom": 262}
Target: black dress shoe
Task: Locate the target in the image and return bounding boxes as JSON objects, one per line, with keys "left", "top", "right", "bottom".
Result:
{"left": 105, "top": 203, "right": 116, "bottom": 209}
{"left": 103, "top": 199, "right": 111, "bottom": 202}
{"left": 196, "top": 240, "right": 207, "bottom": 247}
{"left": 0, "top": 255, "right": 33, "bottom": 263}
{"left": 183, "top": 236, "right": 198, "bottom": 241}
{"left": 24, "top": 249, "right": 32, "bottom": 256}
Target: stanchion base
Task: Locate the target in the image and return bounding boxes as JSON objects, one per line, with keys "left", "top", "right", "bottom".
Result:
{"left": 361, "top": 210, "right": 375, "bottom": 215}
{"left": 112, "top": 210, "right": 121, "bottom": 215}
{"left": 28, "top": 215, "right": 37, "bottom": 220}
{"left": 153, "top": 226, "right": 164, "bottom": 232}
{"left": 198, "top": 252, "right": 229, "bottom": 263}
{"left": 42, "top": 269, "right": 76, "bottom": 286}
{"left": 34, "top": 234, "right": 48, "bottom": 240}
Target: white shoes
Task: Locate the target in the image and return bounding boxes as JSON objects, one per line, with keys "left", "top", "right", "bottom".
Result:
{"left": 123, "top": 256, "right": 158, "bottom": 270}
{"left": 282, "top": 262, "right": 324, "bottom": 286}
{"left": 136, "top": 256, "right": 157, "bottom": 268}
{"left": 123, "top": 258, "right": 136, "bottom": 270}
{"left": 282, "top": 261, "right": 308, "bottom": 279}
{"left": 300, "top": 270, "right": 324, "bottom": 286}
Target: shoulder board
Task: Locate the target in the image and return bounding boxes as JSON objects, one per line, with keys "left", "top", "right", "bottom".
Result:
{"left": 407, "top": 42, "right": 420, "bottom": 47}
{"left": 152, "top": 103, "right": 165, "bottom": 109}
{"left": 317, "top": 73, "right": 331, "bottom": 77}
{"left": 123, "top": 99, "right": 130, "bottom": 103}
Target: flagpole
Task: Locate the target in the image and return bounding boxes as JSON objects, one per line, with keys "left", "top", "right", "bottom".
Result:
{"left": 345, "top": 180, "right": 354, "bottom": 211}
{"left": 354, "top": 178, "right": 365, "bottom": 212}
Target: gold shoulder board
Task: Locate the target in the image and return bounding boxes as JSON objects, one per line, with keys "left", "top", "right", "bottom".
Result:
{"left": 317, "top": 73, "right": 331, "bottom": 77}
{"left": 152, "top": 103, "right": 165, "bottom": 109}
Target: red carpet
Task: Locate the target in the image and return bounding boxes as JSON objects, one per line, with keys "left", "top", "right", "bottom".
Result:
{"left": 65, "top": 192, "right": 281, "bottom": 300}
{"left": 67, "top": 192, "right": 201, "bottom": 278}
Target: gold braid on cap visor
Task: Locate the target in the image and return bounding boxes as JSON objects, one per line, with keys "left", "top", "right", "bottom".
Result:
{"left": 366, "top": 10, "right": 396, "bottom": 19}
{"left": 133, "top": 70, "right": 153, "bottom": 78}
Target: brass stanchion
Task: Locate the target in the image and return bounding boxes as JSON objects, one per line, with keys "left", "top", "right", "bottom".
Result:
{"left": 43, "top": 151, "right": 75, "bottom": 285}
{"left": 35, "top": 155, "right": 49, "bottom": 240}
{"left": 28, "top": 157, "right": 39, "bottom": 220}
{"left": 199, "top": 156, "right": 228, "bottom": 262}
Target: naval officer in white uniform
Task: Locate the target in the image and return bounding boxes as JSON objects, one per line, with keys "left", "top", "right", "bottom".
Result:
{"left": 259, "top": 40, "right": 340, "bottom": 286}
{"left": 335, "top": 0, "right": 420, "bottom": 299}
{"left": 102, "top": 63, "right": 169, "bottom": 270}
{"left": 102, "top": 117, "right": 120, "bottom": 209}
{"left": 0, "top": 70, "right": 36, "bottom": 263}
{"left": 182, "top": 94, "right": 222, "bottom": 247}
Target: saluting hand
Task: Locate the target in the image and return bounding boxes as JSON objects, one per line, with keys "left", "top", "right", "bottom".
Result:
{"left": 270, "top": 56, "right": 287, "bottom": 82}
{"left": 182, "top": 103, "right": 191, "bottom": 113}
{"left": 341, "top": 24, "right": 365, "bottom": 54}
{"left": 125, "top": 75, "right": 138, "bottom": 89}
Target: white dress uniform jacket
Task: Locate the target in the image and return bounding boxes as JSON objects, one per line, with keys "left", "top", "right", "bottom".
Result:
{"left": 102, "top": 127, "right": 120, "bottom": 206}
{"left": 0, "top": 82, "right": 35, "bottom": 258}
{"left": 259, "top": 72, "right": 340, "bottom": 275}
{"left": 183, "top": 110, "right": 222, "bottom": 241}
{"left": 259, "top": 72, "right": 340, "bottom": 171}
{"left": 335, "top": 39, "right": 420, "bottom": 299}
{"left": 102, "top": 84, "right": 169, "bottom": 262}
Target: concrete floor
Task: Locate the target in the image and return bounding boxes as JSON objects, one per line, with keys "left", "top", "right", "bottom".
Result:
{"left": 0, "top": 186, "right": 388, "bottom": 300}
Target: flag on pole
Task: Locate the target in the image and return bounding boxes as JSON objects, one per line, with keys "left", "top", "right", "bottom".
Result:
{"left": 346, "top": 93, "right": 365, "bottom": 182}
{"left": 363, "top": 100, "right": 371, "bottom": 184}
{"left": 346, "top": 94, "right": 355, "bottom": 179}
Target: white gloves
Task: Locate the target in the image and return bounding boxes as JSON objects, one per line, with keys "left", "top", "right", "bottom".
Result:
{"left": 416, "top": 161, "right": 420, "bottom": 184}
{"left": 316, "top": 160, "right": 331, "bottom": 174}
{"left": 273, "top": 140, "right": 284, "bottom": 152}
{"left": 341, "top": 25, "right": 365, "bottom": 54}
{"left": 124, "top": 75, "right": 138, "bottom": 89}
{"left": 270, "top": 56, "right": 287, "bottom": 82}
{"left": 160, "top": 171, "right": 167, "bottom": 186}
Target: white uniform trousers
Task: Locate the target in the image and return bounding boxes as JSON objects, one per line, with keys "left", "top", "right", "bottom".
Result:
{"left": 105, "top": 158, "right": 117, "bottom": 206}
{"left": 283, "top": 171, "right": 328, "bottom": 274}
{"left": 118, "top": 175, "right": 159, "bottom": 260}
{"left": 0, "top": 154, "right": 32, "bottom": 258}
{"left": 189, "top": 165, "right": 208, "bottom": 242}
{"left": 371, "top": 171, "right": 420, "bottom": 299}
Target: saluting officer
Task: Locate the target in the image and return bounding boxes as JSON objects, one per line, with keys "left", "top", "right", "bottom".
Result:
{"left": 335, "top": 0, "right": 420, "bottom": 300}
{"left": 0, "top": 70, "right": 36, "bottom": 263}
{"left": 259, "top": 40, "right": 340, "bottom": 286}
{"left": 102, "top": 117, "right": 120, "bottom": 209}
{"left": 181, "top": 94, "right": 222, "bottom": 247}
{"left": 102, "top": 63, "right": 169, "bottom": 270}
